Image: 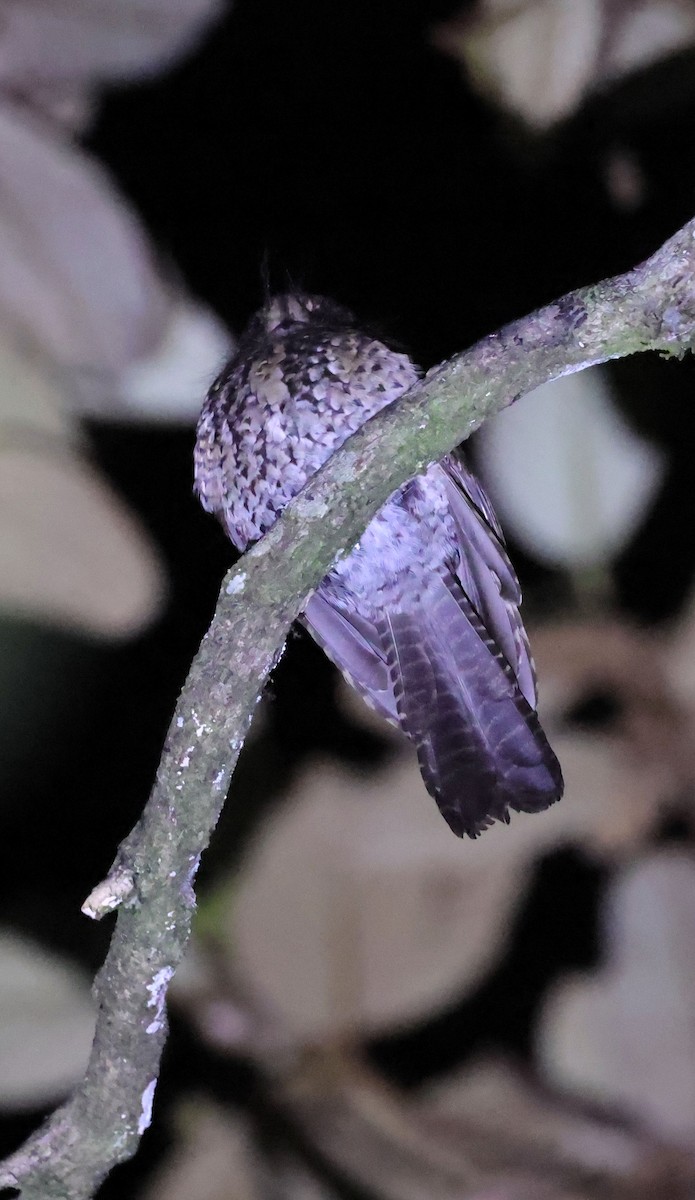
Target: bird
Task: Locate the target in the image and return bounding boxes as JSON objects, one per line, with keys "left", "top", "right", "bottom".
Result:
{"left": 194, "top": 292, "right": 563, "bottom": 838}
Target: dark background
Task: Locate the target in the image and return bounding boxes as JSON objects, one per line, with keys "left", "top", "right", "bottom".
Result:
{"left": 3, "top": 1, "right": 695, "bottom": 1194}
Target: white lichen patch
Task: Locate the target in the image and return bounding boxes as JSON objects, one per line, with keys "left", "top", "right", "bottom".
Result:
{"left": 225, "top": 571, "right": 247, "bottom": 595}
{"left": 146, "top": 966, "right": 174, "bottom": 1034}
{"left": 191, "top": 709, "right": 212, "bottom": 740}
{"left": 331, "top": 449, "right": 358, "bottom": 484}
{"left": 179, "top": 745, "right": 195, "bottom": 770}
{"left": 212, "top": 769, "right": 227, "bottom": 792}
{"left": 176, "top": 715, "right": 184, "bottom": 728}
{"left": 138, "top": 1078, "right": 157, "bottom": 1134}
{"left": 293, "top": 493, "right": 329, "bottom": 521}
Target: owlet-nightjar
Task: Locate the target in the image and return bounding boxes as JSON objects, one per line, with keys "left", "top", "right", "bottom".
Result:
{"left": 194, "top": 293, "right": 563, "bottom": 837}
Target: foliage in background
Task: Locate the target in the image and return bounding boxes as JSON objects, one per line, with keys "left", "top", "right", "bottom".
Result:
{"left": 5, "top": 1, "right": 695, "bottom": 1197}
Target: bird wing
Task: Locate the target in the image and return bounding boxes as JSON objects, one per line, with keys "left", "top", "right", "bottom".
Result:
{"left": 438, "top": 452, "right": 538, "bottom": 708}
{"left": 375, "top": 570, "right": 562, "bottom": 838}
{"left": 302, "top": 591, "right": 398, "bottom": 725}
{"left": 302, "top": 452, "right": 562, "bottom": 839}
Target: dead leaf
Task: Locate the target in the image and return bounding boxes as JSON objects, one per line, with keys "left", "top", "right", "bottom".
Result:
{"left": 432, "top": 0, "right": 602, "bottom": 128}
{"left": 73, "top": 296, "right": 233, "bottom": 423}
{"left": 0, "top": 333, "right": 165, "bottom": 636}
{"left": 228, "top": 670, "right": 672, "bottom": 1044}
{"left": 0, "top": 444, "right": 165, "bottom": 637}
{"left": 0, "top": 931, "right": 95, "bottom": 1112}
{"left": 539, "top": 851, "right": 695, "bottom": 1147}
{"left": 0, "top": 101, "right": 171, "bottom": 372}
{"left": 270, "top": 1050, "right": 694, "bottom": 1199}
{"left": 420, "top": 1055, "right": 694, "bottom": 1193}
{"left": 433, "top": 0, "right": 695, "bottom": 129}
{"left": 231, "top": 753, "right": 545, "bottom": 1040}
{"left": 0, "top": 0, "right": 222, "bottom": 92}
{"left": 477, "top": 369, "right": 664, "bottom": 569}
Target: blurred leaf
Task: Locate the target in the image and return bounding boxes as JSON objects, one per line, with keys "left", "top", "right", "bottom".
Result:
{"left": 603, "top": 147, "right": 647, "bottom": 212}
{"left": 532, "top": 619, "right": 691, "bottom": 852}
{"left": 539, "top": 851, "right": 695, "bottom": 1146}
{"left": 432, "top": 0, "right": 602, "bottom": 128}
{"left": 608, "top": 1, "right": 695, "bottom": 83}
{"left": 0, "top": 443, "right": 165, "bottom": 637}
{"left": 0, "top": 102, "right": 232, "bottom": 424}
{"left": 72, "top": 296, "right": 234, "bottom": 423}
{"left": 662, "top": 585, "right": 695, "bottom": 714}
{"left": 477, "top": 368, "right": 664, "bottom": 569}
{"left": 140, "top": 1100, "right": 265, "bottom": 1200}
{"left": 231, "top": 753, "right": 544, "bottom": 1040}
{"left": 140, "top": 1096, "right": 333, "bottom": 1200}
{"left": 419, "top": 1056, "right": 690, "bottom": 1191}
{"left": 0, "top": 931, "right": 94, "bottom": 1112}
{"left": 0, "top": 102, "right": 171, "bottom": 372}
{"left": 0, "top": 329, "right": 76, "bottom": 440}
{"left": 433, "top": 0, "right": 695, "bottom": 129}
{"left": 268, "top": 1050, "right": 693, "bottom": 1200}
{"left": 0, "top": 336, "right": 165, "bottom": 637}
{"left": 0, "top": 0, "right": 223, "bottom": 92}
{"left": 226, "top": 651, "right": 673, "bottom": 1043}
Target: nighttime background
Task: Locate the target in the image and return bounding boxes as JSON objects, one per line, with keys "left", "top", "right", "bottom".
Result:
{"left": 3, "top": 1, "right": 695, "bottom": 1197}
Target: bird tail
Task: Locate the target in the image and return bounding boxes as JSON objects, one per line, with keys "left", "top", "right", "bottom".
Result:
{"left": 304, "top": 573, "right": 562, "bottom": 839}
{"left": 376, "top": 573, "right": 563, "bottom": 838}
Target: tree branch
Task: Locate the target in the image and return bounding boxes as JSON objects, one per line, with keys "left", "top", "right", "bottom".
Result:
{"left": 2, "top": 218, "right": 695, "bottom": 1199}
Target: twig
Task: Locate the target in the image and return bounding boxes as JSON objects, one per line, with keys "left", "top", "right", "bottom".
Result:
{"left": 2, "top": 219, "right": 695, "bottom": 1198}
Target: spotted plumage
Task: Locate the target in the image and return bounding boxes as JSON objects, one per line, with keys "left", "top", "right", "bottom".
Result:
{"left": 195, "top": 293, "right": 563, "bottom": 837}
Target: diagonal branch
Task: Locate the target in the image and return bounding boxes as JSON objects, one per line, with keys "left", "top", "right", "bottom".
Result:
{"left": 2, "top": 218, "right": 695, "bottom": 1199}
